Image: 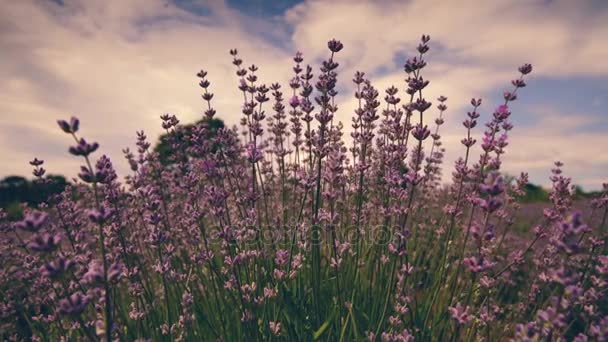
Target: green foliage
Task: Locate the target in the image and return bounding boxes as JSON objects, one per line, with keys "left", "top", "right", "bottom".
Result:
{"left": 0, "top": 175, "right": 68, "bottom": 219}
{"left": 520, "top": 183, "right": 549, "bottom": 203}
{"left": 520, "top": 183, "right": 599, "bottom": 203}
{"left": 3, "top": 201, "right": 24, "bottom": 220}
{"left": 154, "top": 117, "right": 225, "bottom": 165}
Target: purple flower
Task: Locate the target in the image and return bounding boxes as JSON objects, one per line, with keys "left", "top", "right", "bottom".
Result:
{"left": 275, "top": 250, "right": 289, "bottom": 266}
{"left": 269, "top": 321, "right": 281, "bottom": 336}
{"left": 413, "top": 98, "right": 432, "bottom": 113}
{"left": 246, "top": 143, "right": 263, "bottom": 163}
{"left": 556, "top": 212, "right": 589, "bottom": 255}
{"left": 503, "top": 91, "right": 517, "bottom": 101}
{"left": 289, "top": 96, "right": 300, "bottom": 108}
{"left": 412, "top": 124, "right": 430, "bottom": 141}
{"left": 87, "top": 206, "right": 113, "bottom": 225}
{"left": 108, "top": 262, "right": 124, "bottom": 283}
{"left": 448, "top": 303, "right": 473, "bottom": 325}
{"left": 463, "top": 256, "right": 495, "bottom": 273}
{"left": 518, "top": 63, "right": 533, "bottom": 75}
{"left": 493, "top": 105, "right": 510, "bottom": 121}
{"left": 32, "top": 167, "right": 46, "bottom": 177}
{"left": 407, "top": 76, "right": 430, "bottom": 92}
{"left": 16, "top": 212, "right": 48, "bottom": 232}
{"left": 57, "top": 116, "right": 80, "bottom": 134}
{"left": 327, "top": 39, "right": 343, "bottom": 53}
{"left": 58, "top": 292, "right": 90, "bottom": 316}
{"left": 41, "top": 257, "right": 75, "bottom": 279}
{"left": 514, "top": 322, "right": 538, "bottom": 340}
{"left": 596, "top": 255, "right": 608, "bottom": 274}
{"left": 83, "top": 260, "right": 105, "bottom": 284}
{"left": 461, "top": 137, "right": 476, "bottom": 147}
{"left": 480, "top": 172, "right": 505, "bottom": 196}
{"left": 29, "top": 158, "right": 44, "bottom": 166}
{"left": 69, "top": 138, "right": 99, "bottom": 157}
{"left": 512, "top": 79, "right": 526, "bottom": 88}
{"left": 28, "top": 233, "right": 61, "bottom": 252}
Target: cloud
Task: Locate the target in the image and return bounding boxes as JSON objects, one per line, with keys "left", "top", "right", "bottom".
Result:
{"left": 501, "top": 106, "right": 608, "bottom": 189}
{"left": 284, "top": 0, "right": 607, "bottom": 189}
{"left": 0, "top": 0, "right": 294, "bottom": 179}
{"left": 286, "top": 0, "right": 608, "bottom": 76}
{"left": 0, "top": 0, "right": 606, "bottom": 190}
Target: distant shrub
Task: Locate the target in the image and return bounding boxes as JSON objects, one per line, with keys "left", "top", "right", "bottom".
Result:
{"left": 521, "top": 182, "right": 550, "bottom": 202}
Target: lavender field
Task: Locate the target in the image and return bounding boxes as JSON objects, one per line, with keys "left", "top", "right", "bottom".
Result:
{"left": 1, "top": 32, "right": 607, "bottom": 341}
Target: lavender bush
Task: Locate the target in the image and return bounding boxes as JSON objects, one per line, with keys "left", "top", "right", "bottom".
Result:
{"left": 1, "top": 35, "right": 607, "bottom": 341}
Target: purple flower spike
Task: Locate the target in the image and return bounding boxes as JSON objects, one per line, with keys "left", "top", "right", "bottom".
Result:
{"left": 78, "top": 166, "right": 95, "bottom": 183}
{"left": 57, "top": 116, "right": 80, "bottom": 134}
{"left": 512, "top": 79, "right": 526, "bottom": 88}
{"left": 58, "top": 292, "right": 90, "bottom": 316}
{"left": 448, "top": 303, "right": 473, "bottom": 325}
{"left": 275, "top": 250, "right": 289, "bottom": 266}
{"left": 246, "top": 143, "right": 263, "bottom": 163}
{"left": 28, "top": 233, "right": 61, "bottom": 252}
{"left": 33, "top": 167, "right": 46, "bottom": 177}
{"left": 412, "top": 124, "right": 430, "bottom": 141}
{"left": 518, "top": 63, "right": 533, "bottom": 75}
{"left": 493, "top": 104, "right": 510, "bottom": 121}
{"left": 108, "top": 262, "right": 124, "bottom": 283}
{"left": 461, "top": 137, "right": 476, "bottom": 147}
{"left": 69, "top": 138, "right": 99, "bottom": 157}
{"left": 289, "top": 96, "right": 300, "bottom": 108}
{"left": 413, "top": 98, "right": 432, "bottom": 113}
{"left": 463, "top": 256, "right": 495, "bottom": 273}
{"left": 41, "top": 257, "right": 75, "bottom": 279}
{"left": 480, "top": 172, "right": 505, "bottom": 196}
{"left": 29, "top": 158, "right": 44, "bottom": 166}
{"left": 83, "top": 260, "right": 105, "bottom": 284}
{"left": 16, "top": 212, "right": 49, "bottom": 232}
{"left": 57, "top": 119, "right": 71, "bottom": 133}
{"left": 327, "top": 39, "right": 343, "bottom": 53}
{"left": 70, "top": 117, "right": 80, "bottom": 133}
{"left": 88, "top": 206, "right": 113, "bottom": 224}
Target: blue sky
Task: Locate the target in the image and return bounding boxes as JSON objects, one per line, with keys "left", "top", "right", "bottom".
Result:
{"left": 0, "top": 0, "right": 606, "bottom": 189}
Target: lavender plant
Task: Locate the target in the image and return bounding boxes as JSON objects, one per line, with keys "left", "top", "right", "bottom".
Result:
{"left": 1, "top": 35, "right": 607, "bottom": 342}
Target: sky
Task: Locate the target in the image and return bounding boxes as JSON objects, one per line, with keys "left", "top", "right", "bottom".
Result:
{"left": 0, "top": 0, "right": 606, "bottom": 190}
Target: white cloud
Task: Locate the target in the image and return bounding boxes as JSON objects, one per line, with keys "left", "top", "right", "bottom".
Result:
{"left": 0, "top": 0, "right": 294, "bottom": 178}
{"left": 0, "top": 0, "right": 606, "bottom": 189}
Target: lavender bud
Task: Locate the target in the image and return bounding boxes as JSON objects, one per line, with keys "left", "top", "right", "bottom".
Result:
{"left": 58, "top": 292, "right": 90, "bottom": 316}
{"left": 28, "top": 233, "right": 61, "bottom": 252}
{"left": 512, "top": 79, "right": 526, "bottom": 88}
{"left": 69, "top": 138, "right": 100, "bottom": 157}
{"left": 412, "top": 124, "right": 431, "bottom": 141}
{"left": 57, "top": 119, "right": 72, "bottom": 133}
{"left": 70, "top": 117, "right": 80, "bottom": 133}
{"left": 327, "top": 39, "right": 344, "bottom": 53}
{"left": 41, "top": 257, "right": 75, "bottom": 279}
{"left": 33, "top": 167, "right": 46, "bottom": 177}
{"left": 29, "top": 158, "right": 44, "bottom": 166}
{"left": 294, "top": 51, "right": 303, "bottom": 63}
{"left": 518, "top": 63, "right": 533, "bottom": 75}
{"left": 83, "top": 261, "right": 105, "bottom": 284}
{"left": 108, "top": 262, "right": 124, "bottom": 283}
{"left": 16, "top": 212, "right": 48, "bottom": 232}
{"left": 88, "top": 206, "right": 113, "bottom": 224}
